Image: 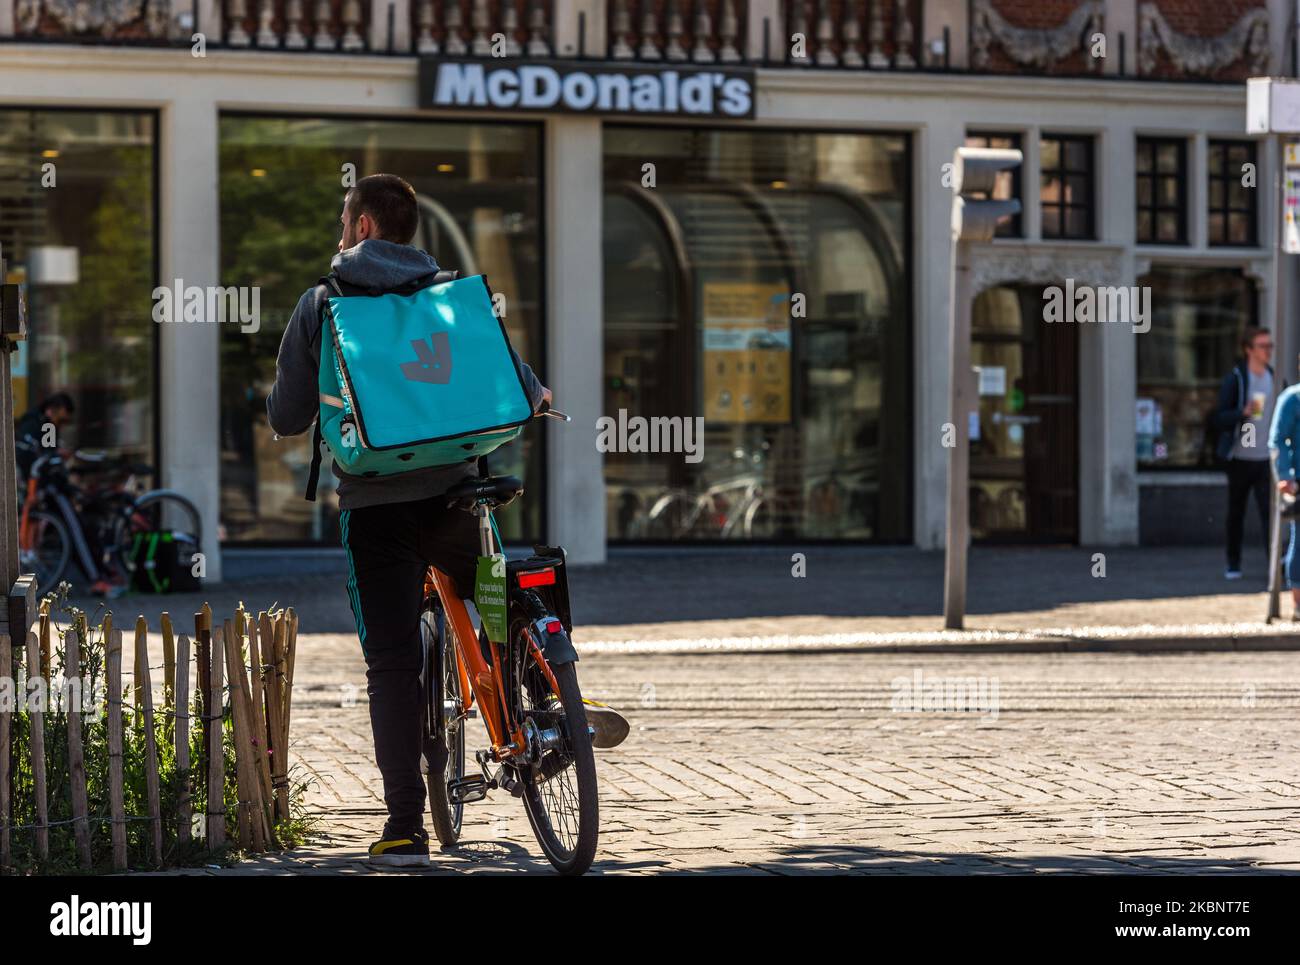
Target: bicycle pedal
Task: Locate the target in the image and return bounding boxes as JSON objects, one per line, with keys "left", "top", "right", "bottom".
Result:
{"left": 447, "top": 775, "right": 490, "bottom": 805}
{"left": 495, "top": 767, "right": 523, "bottom": 798}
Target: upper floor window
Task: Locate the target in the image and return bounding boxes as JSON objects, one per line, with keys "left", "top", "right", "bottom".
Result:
{"left": 964, "top": 131, "right": 1023, "bottom": 238}
{"left": 1040, "top": 134, "right": 1095, "bottom": 240}
{"left": 1136, "top": 137, "right": 1187, "bottom": 245}
{"left": 1208, "top": 140, "right": 1258, "bottom": 247}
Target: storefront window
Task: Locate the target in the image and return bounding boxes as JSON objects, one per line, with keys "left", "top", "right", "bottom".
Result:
{"left": 0, "top": 109, "right": 156, "bottom": 463}
{"left": 1136, "top": 266, "right": 1257, "bottom": 468}
{"left": 218, "top": 115, "right": 544, "bottom": 543}
{"left": 602, "top": 127, "right": 911, "bottom": 541}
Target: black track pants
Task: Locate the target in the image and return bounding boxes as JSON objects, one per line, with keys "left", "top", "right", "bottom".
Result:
{"left": 339, "top": 494, "right": 480, "bottom": 832}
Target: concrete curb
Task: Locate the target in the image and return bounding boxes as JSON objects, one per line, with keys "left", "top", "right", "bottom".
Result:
{"left": 575, "top": 624, "right": 1300, "bottom": 656}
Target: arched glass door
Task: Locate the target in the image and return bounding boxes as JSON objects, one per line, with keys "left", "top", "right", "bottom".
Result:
{"left": 602, "top": 127, "right": 911, "bottom": 542}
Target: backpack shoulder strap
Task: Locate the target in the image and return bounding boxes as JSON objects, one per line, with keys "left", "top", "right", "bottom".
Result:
{"left": 318, "top": 273, "right": 346, "bottom": 297}
{"left": 304, "top": 420, "right": 324, "bottom": 502}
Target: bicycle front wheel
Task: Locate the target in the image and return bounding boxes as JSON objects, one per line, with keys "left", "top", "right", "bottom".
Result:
{"left": 510, "top": 618, "right": 598, "bottom": 875}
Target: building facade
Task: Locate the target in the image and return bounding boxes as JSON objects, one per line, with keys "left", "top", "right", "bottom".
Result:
{"left": 0, "top": 0, "right": 1294, "bottom": 579}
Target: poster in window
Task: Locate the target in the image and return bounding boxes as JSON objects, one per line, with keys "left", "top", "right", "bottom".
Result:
{"left": 701, "top": 282, "right": 791, "bottom": 424}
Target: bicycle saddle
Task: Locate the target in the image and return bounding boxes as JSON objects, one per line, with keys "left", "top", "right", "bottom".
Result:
{"left": 445, "top": 474, "right": 524, "bottom": 509}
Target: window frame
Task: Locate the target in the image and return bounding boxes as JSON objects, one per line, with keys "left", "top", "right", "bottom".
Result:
{"left": 0, "top": 105, "right": 162, "bottom": 473}
{"left": 1135, "top": 136, "right": 1188, "bottom": 246}
{"left": 1040, "top": 133, "right": 1096, "bottom": 241}
{"left": 1207, "top": 139, "right": 1259, "bottom": 248}
{"left": 1134, "top": 265, "right": 1260, "bottom": 471}
{"left": 601, "top": 120, "right": 916, "bottom": 545}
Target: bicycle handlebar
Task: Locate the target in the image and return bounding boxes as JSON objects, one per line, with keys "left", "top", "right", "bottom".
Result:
{"left": 536, "top": 400, "right": 571, "bottom": 422}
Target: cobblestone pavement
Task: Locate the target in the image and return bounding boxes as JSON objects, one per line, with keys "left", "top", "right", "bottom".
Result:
{"left": 167, "top": 641, "right": 1300, "bottom": 876}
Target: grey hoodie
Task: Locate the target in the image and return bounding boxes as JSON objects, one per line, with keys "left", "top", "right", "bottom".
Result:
{"left": 267, "top": 239, "right": 545, "bottom": 510}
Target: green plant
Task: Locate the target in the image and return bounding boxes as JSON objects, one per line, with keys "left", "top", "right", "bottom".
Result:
{"left": 2, "top": 585, "right": 318, "bottom": 875}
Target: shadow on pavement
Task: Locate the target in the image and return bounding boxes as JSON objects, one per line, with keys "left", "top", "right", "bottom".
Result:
{"left": 56, "top": 544, "right": 1269, "bottom": 635}
{"left": 584, "top": 843, "right": 1300, "bottom": 876}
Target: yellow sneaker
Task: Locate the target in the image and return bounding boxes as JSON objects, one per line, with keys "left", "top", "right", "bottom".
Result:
{"left": 367, "top": 825, "right": 431, "bottom": 867}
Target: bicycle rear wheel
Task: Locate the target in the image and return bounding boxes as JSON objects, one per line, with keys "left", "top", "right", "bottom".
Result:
{"left": 20, "top": 510, "right": 71, "bottom": 589}
{"left": 421, "top": 599, "right": 465, "bottom": 846}
{"left": 113, "top": 490, "right": 203, "bottom": 578}
{"left": 509, "top": 617, "right": 598, "bottom": 875}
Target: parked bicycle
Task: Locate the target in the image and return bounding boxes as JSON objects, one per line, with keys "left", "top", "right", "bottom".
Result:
{"left": 418, "top": 404, "right": 600, "bottom": 874}
{"left": 17, "top": 450, "right": 202, "bottom": 592}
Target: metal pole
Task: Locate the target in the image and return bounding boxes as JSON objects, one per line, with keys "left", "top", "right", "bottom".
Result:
{"left": 1268, "top": 458, "right": 1283, "bottom": 622}
{"left": 0, "top": 245, "right": 36, "bottom": 642}
{"left": 1270, "top": 132, "right": 1292, "bottom": 621}
{"left": 943, "top": 239, "right": 974, "bottom": 629}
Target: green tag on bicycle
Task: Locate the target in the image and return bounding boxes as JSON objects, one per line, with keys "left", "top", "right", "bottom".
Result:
{"left": 475, "top": 553, "right": 508, "bottom": 643}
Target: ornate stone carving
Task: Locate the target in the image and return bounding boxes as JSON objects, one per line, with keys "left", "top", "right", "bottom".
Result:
{"left": 16, "top": 0, "right": 173, "bottom": 37}
{"left": 1137, "top": 2, "right": 1269, "bottom": 77}
{"left": 967, "top": 244, "right": 1126, "bottom": 294}
{"left": 970, "top": 0, "right": 1103, "bottom": 73}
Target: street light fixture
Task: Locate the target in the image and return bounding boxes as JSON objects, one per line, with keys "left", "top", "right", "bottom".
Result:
{"left": 944, "top": 146, "right": 1022, "bottom": 631}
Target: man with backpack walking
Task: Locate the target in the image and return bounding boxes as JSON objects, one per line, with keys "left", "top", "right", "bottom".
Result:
{"left": 1213, "top": 326, "right": 1284, "bottom": 580}
{"left": 267, "top": 174, "right": 624, "bottom": 867}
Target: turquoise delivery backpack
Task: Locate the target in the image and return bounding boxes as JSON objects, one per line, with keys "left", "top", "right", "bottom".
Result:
{"left": 304, "top": 269, "right": 533, "bottom": 500}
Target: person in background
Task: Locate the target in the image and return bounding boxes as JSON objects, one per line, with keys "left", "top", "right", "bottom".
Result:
{"left": 13, "top": 391, "right": 74, "bottom": 481}
{"left": 13, "top": 392, "right": 124, "bottom": 598}
{"left": 1268, "top": 362, "right": 1300, "bottom": 618}
{"left": 1214, "top": 327, "right": 1283, "bottom": 580}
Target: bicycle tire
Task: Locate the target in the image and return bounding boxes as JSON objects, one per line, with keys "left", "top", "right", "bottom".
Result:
{"left": 21, "top": 510, "right": 71, "bottom": 590}
{"left": 113, "top": 490, "right": 203, "bottom": 576}
{"left": 509, "top": 616, "right": 599, "bottom": 875}
{"left": 422, "top": 600, "right": 465, "bottom": 846}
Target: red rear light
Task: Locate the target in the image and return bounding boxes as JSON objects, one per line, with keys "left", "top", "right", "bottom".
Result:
{"left": 545, "top": 618, "right": 562, "bottom": 633}
{"left": 518, "top": 568, "right": 556, "bottom": 588}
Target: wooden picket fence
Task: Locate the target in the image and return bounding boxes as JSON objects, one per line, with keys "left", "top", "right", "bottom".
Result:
{"left": 0, "top": 601, "right": 300, "bottom": 873}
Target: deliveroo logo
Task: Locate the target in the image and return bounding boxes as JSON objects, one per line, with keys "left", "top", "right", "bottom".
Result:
{"left": 401, "top": 332, "right": 453, "bottom": 384}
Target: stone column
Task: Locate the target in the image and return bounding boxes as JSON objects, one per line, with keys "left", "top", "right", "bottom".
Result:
{"left": 159, "top": 94, "right": 224, "bottom": 582}
{"left": 543, "top": 116, "right": 605, "bottom": 563}
{"left": 1078, "top": 124, "right": 1138, "bottom": 546}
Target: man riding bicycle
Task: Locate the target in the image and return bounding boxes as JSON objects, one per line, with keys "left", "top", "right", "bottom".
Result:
{"left": 267, "top": 174, "right": 625, "bottom": 867}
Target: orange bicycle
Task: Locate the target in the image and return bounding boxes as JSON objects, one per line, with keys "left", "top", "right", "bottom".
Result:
{"left": 419, "top": 406, "right": 599, "bottom": 875}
